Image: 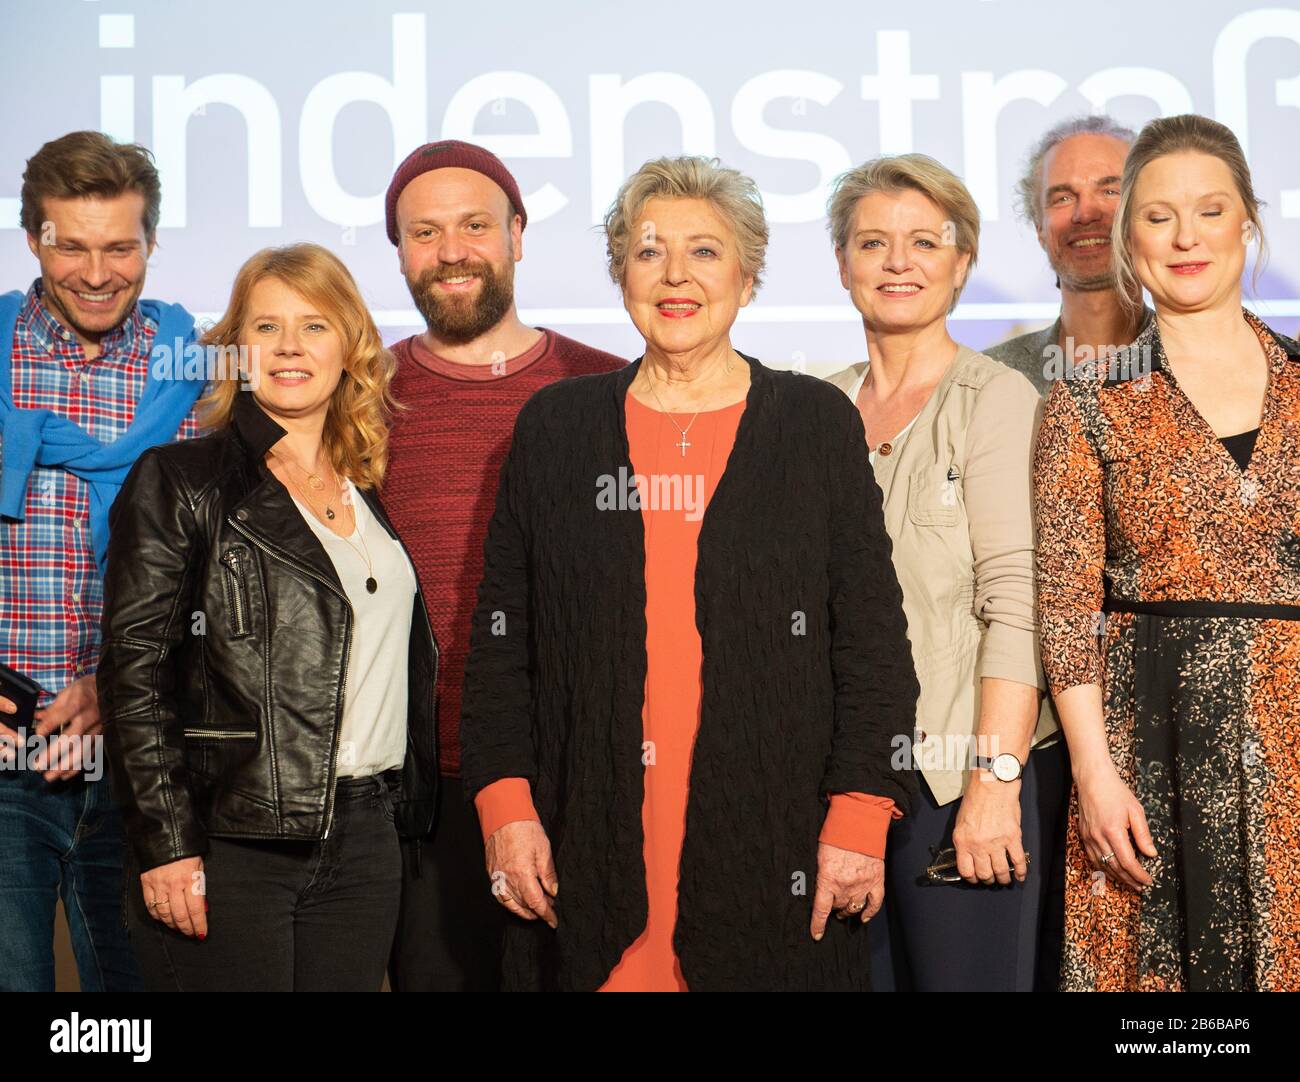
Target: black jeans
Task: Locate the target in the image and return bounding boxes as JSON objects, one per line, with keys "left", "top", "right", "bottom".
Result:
{"left": 388, "top": 775, "right": 506, "bottom": 991}
{"left": 123, "top": 770, "right": 403, "bottom": 991}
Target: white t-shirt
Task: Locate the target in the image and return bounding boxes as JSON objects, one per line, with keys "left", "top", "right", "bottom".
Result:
{"left": 289, "top": 477, "right": 417, "bottom": 778}
{"left": 846, "top": 363, "right": 921, "bottom": 468}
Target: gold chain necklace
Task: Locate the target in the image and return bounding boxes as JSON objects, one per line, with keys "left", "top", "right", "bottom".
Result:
{"left": 271, "top": 448, "right": 340, "bottom": 520}
{"left": 641, "top": 352, "right": 736, "bottom": 458}
{"left": 271, "top": 450, "right": 378, "bottom": 593}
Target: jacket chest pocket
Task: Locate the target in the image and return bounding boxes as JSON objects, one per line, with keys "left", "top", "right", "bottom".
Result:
{"left": 219, "top": 546, "right": 253, "bottom": 638}
{"left": 907, "top": 465, "right": 963, "bottom": 527}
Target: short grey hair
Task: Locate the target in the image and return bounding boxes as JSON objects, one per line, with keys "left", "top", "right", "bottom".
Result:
{"left": 1014, "top": 115, "right": 1136, "bottom": 230}
{"left": 602, "top": 156, "right": 769, "bottom": 292}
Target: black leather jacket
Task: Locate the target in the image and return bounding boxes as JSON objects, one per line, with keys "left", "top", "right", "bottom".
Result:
{"left": 98, "top": 391, "right": 439, "bottom": 872}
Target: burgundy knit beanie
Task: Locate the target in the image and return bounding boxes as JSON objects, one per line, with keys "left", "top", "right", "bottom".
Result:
{"left": 385, "top": 140, "right": 527, "bottom": 245}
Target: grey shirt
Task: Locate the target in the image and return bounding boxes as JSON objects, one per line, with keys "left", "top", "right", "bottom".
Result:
{"left": 985, "top": 306, "right": 1155, "bottom": 395}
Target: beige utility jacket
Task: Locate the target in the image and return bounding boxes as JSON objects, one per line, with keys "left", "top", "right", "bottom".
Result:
{"left": 825, "top": 345, "right": 1058, "bottom": 805}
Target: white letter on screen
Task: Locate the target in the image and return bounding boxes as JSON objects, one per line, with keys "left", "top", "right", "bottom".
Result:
{"left": 442, "top": 71, "right": 573, "bottom": 225}
{"left": 589, "top": 73, "right": 716, "bottom": 224}
{"left": 961, "top": 70, "right": 1067, "bottom": 221}
{"left": 1214, "top": 9, "right": 1300, "bottom": 218}
{"left": 732, "top": 70, "right": 850, "bottom": 223}
{"left": 152, "top": 74, "right": 283, "bottom": 229}
{"left": 299, "top": 13, "right": 428, "bottom": 227}
{"left": 860, "top": 30, "right": 940, "bottom": 154}
{"left": 1076, "top": 68, "right": 1193, "bottom": 117}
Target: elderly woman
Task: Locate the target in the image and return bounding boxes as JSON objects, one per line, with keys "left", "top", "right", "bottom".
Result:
{"left": 458, "top": 156, "right": 918, "bottom": 991}
{"left": 99, "top": 244, "right": 439, "bottom": 990}
{"left": 1035, "top": 115, "right": 1300, "bottom": 990}
{"left": 823, "top": 155, "right": 1063, "bottom": 992}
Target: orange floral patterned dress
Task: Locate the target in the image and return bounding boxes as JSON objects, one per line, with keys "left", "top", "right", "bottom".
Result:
{"left": 1033, "top": 308, "right": 1300, "bottom": 991}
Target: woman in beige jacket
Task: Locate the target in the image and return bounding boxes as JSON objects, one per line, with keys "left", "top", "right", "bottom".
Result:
{"left": 823, "top": 154, "right": 1064, "bottom": 991}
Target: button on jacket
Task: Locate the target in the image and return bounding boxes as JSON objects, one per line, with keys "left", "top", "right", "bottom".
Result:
{"left": 98, "top": 391, "right": 440, "bottom": 872}
{"left": 825, "top": 346, "right": 1058, "bottom": 805}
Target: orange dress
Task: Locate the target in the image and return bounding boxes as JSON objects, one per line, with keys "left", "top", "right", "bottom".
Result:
{"left": 475, "top": 390, "right": 899, "bottom": 991}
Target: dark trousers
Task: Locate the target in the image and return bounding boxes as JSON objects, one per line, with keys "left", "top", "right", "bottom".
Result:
{"left": 123, "top": 771, "right": 402, "bottom": 991}
{"left": 388, "top": 775, "right": 506, "bottom": 991}
{"left": 0, "top": 768, "right": 142, "bottom": 992}
{"left": 868, "top": 738, "right": 1070, "bottom": 992}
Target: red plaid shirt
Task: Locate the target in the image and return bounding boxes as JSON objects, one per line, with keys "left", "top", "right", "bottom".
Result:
{"left": 0, "top": 280, "right": 200, "bottom": 707}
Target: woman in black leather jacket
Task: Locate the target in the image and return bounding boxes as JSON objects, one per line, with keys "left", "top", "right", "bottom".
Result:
{"left": 98, "top": 243, "right": 439, "bottom": 991}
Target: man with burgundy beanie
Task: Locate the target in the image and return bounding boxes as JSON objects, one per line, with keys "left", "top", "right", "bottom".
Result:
{"left": 382, "top": 140, "right": 624, "bottom": 991}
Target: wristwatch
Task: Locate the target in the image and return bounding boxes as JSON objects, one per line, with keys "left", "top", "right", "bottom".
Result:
{"left": 975, "top": 752, "right": 1023, "bottom": 782}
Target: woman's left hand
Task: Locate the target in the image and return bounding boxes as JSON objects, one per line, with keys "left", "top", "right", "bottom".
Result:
{"left": 810, "top": 843, "right": 884, "bottom": 940}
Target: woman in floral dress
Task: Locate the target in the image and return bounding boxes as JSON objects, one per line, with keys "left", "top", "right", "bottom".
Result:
{"left": 1034, "top": 114, "right": 1300, "bottom": 990}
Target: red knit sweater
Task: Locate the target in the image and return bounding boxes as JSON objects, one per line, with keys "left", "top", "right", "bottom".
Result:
{"left": 384, "top": 328, "right": 626, "bottom": 777}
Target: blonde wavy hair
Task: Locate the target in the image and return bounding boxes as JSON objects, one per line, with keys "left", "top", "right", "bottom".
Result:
{"left": 196, "top": 244, "right": 401, "bottom": 490}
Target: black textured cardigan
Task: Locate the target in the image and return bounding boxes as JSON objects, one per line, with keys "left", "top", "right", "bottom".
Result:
{"left": 459, "top": 352, "right": 919, "bottom": 991}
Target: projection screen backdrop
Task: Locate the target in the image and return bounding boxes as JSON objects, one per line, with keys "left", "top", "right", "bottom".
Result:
{"left": 1, "top": 0, "right": 1298, "bottom": 374}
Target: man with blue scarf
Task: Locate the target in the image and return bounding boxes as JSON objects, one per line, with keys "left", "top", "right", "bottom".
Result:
{"left": 0, "top": 132, "right": 207, "bottom": 991}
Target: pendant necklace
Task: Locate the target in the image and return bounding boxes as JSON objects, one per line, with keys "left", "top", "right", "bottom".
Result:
{"left": 335, "top": 489, "right": 379, "bottom": 594}
{"left": 642, "top": 353, "right": 735, "bottom": 458}
{"left": 646, "top": 380, "right": 699, "bottom": 457}
{"left": 272, "top": 450, "right": 378, "bottom": 592}
{"left": 271, "top": 448, "right": 339, "bottom": 520}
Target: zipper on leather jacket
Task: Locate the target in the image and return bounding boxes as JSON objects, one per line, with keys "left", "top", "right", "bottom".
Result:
{"left": 227, "top": 518, "right": 353, "bottom": 843}
{"left": 182, "top": 728, "right": 256, "bottom": 740}
{"left": 323, "top": 617, "right": 353, "bottom": 841}
{"left": 220, "top": 548, "right": 251, "bottom": 637}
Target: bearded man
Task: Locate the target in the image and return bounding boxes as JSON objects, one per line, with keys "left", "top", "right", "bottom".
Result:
{"left": 987, "top": 116, "right": 1153, "bottom": 392}
{"left": 381, "top": 141, "right": 625, "bottom": 992}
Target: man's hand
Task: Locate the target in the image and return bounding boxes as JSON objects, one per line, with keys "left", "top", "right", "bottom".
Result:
{"left": 485, "top": 820, "right": 559, "bottom": 928}
{"left": 29, "top": 675, "right": 102, "bottom": 781}
{"left": 0, "top": 695, "right": 18, "bottom": 764}
{"left": 952, "top": 773, "right": 1027, "bottom": 885}
{"left": 810, "top": 842, "right": 884, "bottom": 941}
